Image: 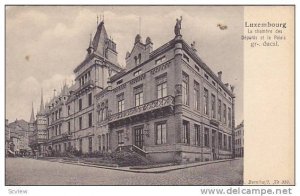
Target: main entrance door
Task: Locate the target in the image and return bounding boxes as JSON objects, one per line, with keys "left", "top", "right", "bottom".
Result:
{"left": 134, "top": 127, "right": 144, "bottom": 148}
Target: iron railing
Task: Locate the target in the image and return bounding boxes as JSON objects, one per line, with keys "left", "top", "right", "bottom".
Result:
{"left": 108, "top": 95, "right": 174, "bottom": 122}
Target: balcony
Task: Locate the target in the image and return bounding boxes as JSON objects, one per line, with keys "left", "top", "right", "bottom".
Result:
{"left": 49, "top": 133, "right": 71, "bottom": 143}
{"left": 75, "top": 80, "right": 96, "bottom": 95}
{"left": 108, "top": 95, "right": 175, "bottom": 123}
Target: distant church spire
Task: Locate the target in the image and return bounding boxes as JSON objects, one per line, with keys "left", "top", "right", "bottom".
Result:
{"left": 29, "top": 102, "right": 35, "bottom": 123}
{"left": 39, "top": 88, "right": 45, "bottom": 114}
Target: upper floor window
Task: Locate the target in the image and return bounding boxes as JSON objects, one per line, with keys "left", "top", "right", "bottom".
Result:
{"left": 117, "top": 93, "right": 125, "bottom": 112}
{"left": 79, "top": 98, "right": 82, "bottom": 111}
{"left": 134, "top": 85, "right": 143, "bottom": 106}
{"left": 194, "top": 65, "right": 200, "bottom": 72}
{"left": 223, "top": 103, "right": 227, "bottom": 123}
{"left": 204, "top": 88, "right": 209, "bottom": 115}
{"left": 117, "top": 79, "right": 123, "bottom": 85}
{"left": 218, "top": 99, "right": 222, "bottom": 121}
{"left": 193, "top": 81, "right": 200, "bottom": 110}
{"left": 88, "top": 93, "right": 92, "bottom": 106}
{"left": 68, "top": 121, "right": 71, "bottom": 135}
{"left": 211, "top": 94, "right": 216, "bottom": 119}
{"left": 182, "top": 72, "right": 189, "bottom": 105}
{"left": 156, "top": 74, "right": 167, "bottom": 99}
{"left": 228, "top": 107, "right": 232, "bottom": 128}
{"left": 204, "top": 73, "right": 209, "bottom": 80}
{"left": 155, "top": 56, "right": 166, "bottom": 65}
{"left": 156, "top": 122, "right": 167, "bottom": 145}
{"left": 79, "top": 116, "right": 82, "bottom": 130}
{"left": 67, "top": 105, "right": 71, "bottom": 115}
{"left": 138, "top": 53, "right": 141, "bottom": 64}
{"left": 88, "top": 113, "right": 93, "bottom": 127}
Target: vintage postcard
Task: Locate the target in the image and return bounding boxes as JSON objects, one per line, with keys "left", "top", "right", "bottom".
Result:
{"left": 4, "top": 5, "right": 294, "bottom": 187}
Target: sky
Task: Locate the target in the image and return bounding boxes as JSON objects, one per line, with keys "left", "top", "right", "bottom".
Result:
{"left": 5, "top": 6, "right": 244, "bottom": 125}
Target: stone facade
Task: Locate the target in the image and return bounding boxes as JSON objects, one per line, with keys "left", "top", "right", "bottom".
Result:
{"left": 29, "top": 18, "right": 236, "bottom": 163}
{"left": 234, "top": 121, "right": 244, "bottom": 157}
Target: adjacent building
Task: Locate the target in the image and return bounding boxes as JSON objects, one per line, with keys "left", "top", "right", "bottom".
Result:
{"left": 234, "top": 121, "right": 244, "bottom": 157}
{"left": 5, "top": 119, "right": 32, "bottom": 156}
{"left": 27, "top": 17, "right": 236, "bottom": 163}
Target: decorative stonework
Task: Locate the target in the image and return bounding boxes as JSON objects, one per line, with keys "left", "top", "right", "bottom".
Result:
{"left": 113, "top": 83, "right": 126, "bottom": 93}
{"left": 130, "top": 73, "right": 146, "bottom": 85}
{"left": 175, "top": 84, "right": 182, "bottom": 95}
{"left": 150, "top": 61, "right": 171, "bottom": 75}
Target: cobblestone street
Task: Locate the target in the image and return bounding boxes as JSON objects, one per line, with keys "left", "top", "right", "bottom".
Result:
{"left": 6, "top": 158, "right": 243, "bottom": 185}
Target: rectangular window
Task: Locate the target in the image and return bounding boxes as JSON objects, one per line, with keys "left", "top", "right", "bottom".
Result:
{"left": 218, "top": 132, "right": 223, "bottom": 149}
{"left": 182, "top": 121, "right": 190, "bottom": 144}
{"left": 156, "top": 122, "right": 167, "bottom": 145}
{"left": 218, "top": 99, "right": 222, "bottom": 121}
{"left": 79, "top": 99, "right": 82, "bottom": 111}
{"left": 156, "top": 74, "right": 167, "bottom": 99}
{"left": 194, "top": 65, "right": 200, "bottom": 72}
{"left": 223, "top": 103, "right": 227, "bottom": 123}
{"left": 117, "top": 93, "right": 125, "bottom": 112}
{"left": 118, "top": 130, "right": 124, "bottom": 144}
{"left": 135, "top": 92, "right": 143, "bottom": 106}
{"left": 88, "top": 113, "right": 93, "bottom": 127}
{"left": 204, "top": 128, "right": 209, "bottom": 147}
{"left": 79, "top": 117, "right": 82, "bottom": 130}
{"left": 211, "top": 94, "right": 216, "bottom": 118}
{"left": 194, "top": 81, "right": 200, "bottom": 110}
{"left": 68, "top": 121, "right": 71, "bottom": 135}
{"left": 224, "top": 134, "right": 227, "bottom": 150}
{"left": 88, "top": 137, "right": 92, "bottom": 153}
{"left": 228, "top": 136, "right": 232, "bottom": 150}
{"left": 182, "top": 72, "right": 189, "bottom": 105}
{"left": 98, "top": 136, "right": 101, "bottom": 151}
{"left": 183, "top": 54, "right": 189, "bottom": 62}
{"left": 194, "top": 124, "right": 201, "bottom": 146}
{"left": 88, "top": 93, "right": 92, "bottom": 106}
{"left": 59, "top": 108, "right": 62, "bottom": 118}
{"left": 204, "top": 88, "right": 209, "bottom": 115}
{"left": 228, "top": 107, "right": 232, "bottom": 128}
{"left": 157, "top": 82, "right": 167, "bottom": 99}
{"left": 67, "top": 105, "right": 71, "bottom": 115}
{"left": 58, "top": 124, "right": 62, "bottom": 135}
{"left": 79, "top": 138, "right": 82, "bottom": 152}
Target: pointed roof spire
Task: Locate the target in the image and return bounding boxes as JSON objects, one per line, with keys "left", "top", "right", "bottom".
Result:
{"left": 39, "top": 88, "right": 45, "bottom": 114}
{"left": 29, "top": 102, "right": 35, "bottom": 123}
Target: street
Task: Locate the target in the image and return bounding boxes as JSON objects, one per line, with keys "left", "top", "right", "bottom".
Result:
{"left": 6, "top": 158, "right": 243, "bottom": 185}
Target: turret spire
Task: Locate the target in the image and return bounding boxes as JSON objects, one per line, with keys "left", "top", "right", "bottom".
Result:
{"left": 39, "top": 88, "right": 45, "bottom": 114}
{"left": 29, "top": 102, "right": 35, "bottom": 123}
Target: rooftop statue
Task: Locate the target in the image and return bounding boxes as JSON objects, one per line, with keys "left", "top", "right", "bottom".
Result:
{"left": 174, "top": 16, "right": 183, "bottom": 36}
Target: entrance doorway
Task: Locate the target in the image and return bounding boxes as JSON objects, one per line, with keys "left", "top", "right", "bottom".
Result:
{"left": 134, "top": 127, "right": 144, "bottom": 148}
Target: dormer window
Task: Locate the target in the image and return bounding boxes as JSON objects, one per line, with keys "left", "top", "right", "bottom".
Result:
{"left": 134, "top": 56, "right": 138, "bottom": 66}
{"left": 138, "top": 53, "right": 141, "bottom": 64}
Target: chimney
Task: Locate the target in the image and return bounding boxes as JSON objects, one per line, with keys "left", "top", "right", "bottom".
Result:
{"left": 217, "top": 71, "right": 222, "bottom": 81}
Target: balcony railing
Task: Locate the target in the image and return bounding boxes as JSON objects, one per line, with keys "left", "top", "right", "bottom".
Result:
{"left": 108, "top": 95, "right": 174, "bottom": 122}
{"left": 49, "top": 133, "right": 71, "bottom": 143}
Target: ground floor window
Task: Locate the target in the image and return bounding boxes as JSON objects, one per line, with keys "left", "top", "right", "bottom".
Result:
{"left": 79, "top": 138, "right": 82, "bottom": 152}
{"left": 118, "top": 130, "right": 124, "bottom": 144}
{"left": 156, "top": 122, "right": 167, "bottom": 145}
{"left": 194, "top": 124, "right": 201, "bottom": 146}
{"left": 182, "top": 121, "right": 190, "bottom": 144}
{"left": 218, "top": 132, "right": 223, "bottom": 149}
{"left": 204, "top": 128, "right": 209, "bottom": 147}
{"left": 98, "top": 136, "right": 101, "bottom": 151}
{"left": 88, "top": 137, "right": 92, "bottom": 153}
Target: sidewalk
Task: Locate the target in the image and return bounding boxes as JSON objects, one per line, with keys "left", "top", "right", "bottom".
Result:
{"left": 35, "top": 157, "right": 235, "bottom": 173}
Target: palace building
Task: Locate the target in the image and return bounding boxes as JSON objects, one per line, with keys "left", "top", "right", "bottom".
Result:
{"left": 29, "top": 17, "right": 236, "bottom": 163}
